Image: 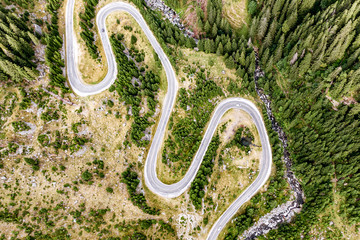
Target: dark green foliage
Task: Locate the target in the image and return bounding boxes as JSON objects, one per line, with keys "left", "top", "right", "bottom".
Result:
{"left": 107, "top": 100, "right": 114, "bottom": 108}
{"left": 162, "top": 69, "right": 223, "bottom": 173}
{"left": 8, "top": 142, "right": 19, "bottom": 153}
{"left": 225, "top": 0, "right": 360, "bottom": 238}
{"left": 37, "top": 134, "right": 50, "bottom": 146}
{"left": 226, "top": 127, "right": 254, "bottom": 153}
{"left": 3, "top": 0, "right": 36, "bottom": 9}
{"left": 248, "top": 1, "right": 258, "bottom": 16}
{"left": 129, "top": 0, "right": 195, "bottom": 52}
{"left": 12, "top": 121, "right": 30, "bottom": 132}
{"left": 121, "top": 165, "right": 160, "bottom": 215}
{"left": 189, "top": 135, "right": 220, "bottom": 209}
{"left": 49, "top": 130, "right": 88, "bottom": 154}
{"left": 139, "top": 219, "right": 155, "bottom": 229}
{"left": 105, "top": 187, "right": 113, "bottom": 193}
{"left": 225, "top": 109, "right": 290, "bottom": 238}
{"left": 110, "top": 34, "right": 160, "bottom": 146}
{"left": 93, "top": 159, "right": 104, "bottom": 169}
{"left": 131, "top": 35, "right": 137, "bottom": 45}
{"left": 45, "top": 0, "right": 69, "bottom": 92}
{"left": 40, "top": 109, "right": 60, "bottom": 122}
{"left": 81, "top": 170, "right": 92, "bottom": 181}
{"left": 79, "top": 0, "right": 99, "bottom": 59}
{"left": 0, "top": 6, "right": 38, "bottom": 85}
{"left": 24, "top": 157, "right": 39, "bottom": 171}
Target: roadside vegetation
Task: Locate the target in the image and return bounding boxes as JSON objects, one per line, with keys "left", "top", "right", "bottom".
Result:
{"left": 121, "top": 164, "right": 160, "bottom": 215}
{"left": 45, "top": 0, "right": 69, "bottom": 93}
{"left": 2, "top": 0, "right": 359, "bottom": 239}
{"left": 223, "top": 0, "right": 360, "bottom": 238}
{"left": 0, "top": 1, "right": 178, "bottom": 239}
{"left": 79, "top": 0, "right": 100, "bottom": 60}
{"left": 109, "top": 33, "right": 161, "bottom": 147}
{"left": 0, "top": 5, "right": 39, "bottom": 86}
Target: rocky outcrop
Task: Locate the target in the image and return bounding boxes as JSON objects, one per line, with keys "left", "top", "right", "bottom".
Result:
{"left": 144, "top": 0, "right": 196, "bottom": 39}
{"left": 241, "top": 47, "right": 305, "bottom": 239}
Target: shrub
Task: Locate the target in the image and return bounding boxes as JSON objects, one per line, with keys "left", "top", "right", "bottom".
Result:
{"left": 12, "top": 121, "right": 30, "bottom": 132}
{"left": 81, "top": 170, "right": 92, "bottom": 181}
{"left": 131, "top": 35, "right": 137, "bottom": 44}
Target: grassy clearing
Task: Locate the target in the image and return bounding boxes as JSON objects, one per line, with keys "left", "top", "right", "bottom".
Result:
{"left": 105, "top": 10, "right": 165, "bottom": 79}
{"left": 0, "top": 86, "right": 177, "bottom": 238}
{"left": 312, "top": 182, "right": 360, "bottom": 239}
{"left": 198, "top": 109, "right": 261, "bottom": 238}
{"left": 223, "top": 0, "right": 249, "bottom": 29}
{"left": 72, "top": 0, "right": 108, "bottom": 84}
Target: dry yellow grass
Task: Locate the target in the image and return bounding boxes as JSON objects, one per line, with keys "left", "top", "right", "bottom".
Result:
{"left": 223, "top": 0, "right": 248, "bottom": 29}
{"left": 72, "top": 0, "right": 108, "bottom": 84}
{"left": 0, "top": 1, "right": 266, "bottom": 239}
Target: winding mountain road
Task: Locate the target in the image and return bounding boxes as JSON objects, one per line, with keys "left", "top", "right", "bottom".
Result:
{"left": 65, "top": 1, "right": 272, "bottom": 239}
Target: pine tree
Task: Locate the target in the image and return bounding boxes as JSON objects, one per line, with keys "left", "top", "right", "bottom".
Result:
{"left": 215, "top": 35, "right": 221, "bottom": 47}
{"left": 216, "top": 9, "right": 221, "bottom": 27}
{"left": 211, "top": 24, "right": 218, "bottom": 38}
{"left": 272, "top": 0, "right": 285, "bottom": 19}
{"left": 351, "top": 33, "right": 360, "bottom": 49}
{"left": 185, "top": 37, "right": 193, "bottom": 48}
{"left": 27, "top": 32, "right": 40, "bottom": 45}
{"left": 236, "top": 67, "right": 245, "bottom": 78}
{"left": 263, "top": 20, "right": 277, "bottom": 47}
{"left": 208, "top": 6, "right": 215, "bottom": 25}
{"left": 198, "top": 39, "right": 205, "bottom": 51}
{"left": 239, "top": 51, "right": 246, "bottom": 66}
{"left": 327, "top": 20, "right": 356, "bottom": 63}
{"left": 300, "top": 0, "right": 316, "bottom": 15}
{"left": 257, "top": 8, "right": 270, "bottom": 41}
{"left": 231, "top": 39, "right": 237, "bottom": 52}
{"left": 298, "top": 53, "right": 312, "bottom": 76}
{"left": 216, "top": 42, "right": 223, "bottom": 55}
{"left": 282, "top": 8, "right": 298, "bottom": 33}
{"left": 204, "top": 39, "right": 214, "bottom": 53}
{"left": 235, "top": 51, "right": 240, "bottom": 62}
{"left": 274, "top": 34, "right": 285, "bottom": 62}
{"left": 261, "top": 48, "right": 270, "bottom": 67}
{"left": 265, "top": 55, "right": 274, "bottom": 73}
{"left": 197, "top": 18, "right": 203, "bottom": 31}
{"left": 204, "top": 20, "right": 211, "bottom": 35}
{"left": 0, "top": 59, "right": 26, "bottom": 83}
{"left": 249, "top": 17, "right": 258, "bottom": 38}
{"left": 224, "top": 40, "right": 232, "bottom": 54}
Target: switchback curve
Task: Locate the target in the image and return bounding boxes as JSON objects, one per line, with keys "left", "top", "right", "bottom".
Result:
{"left": 65, "top": 1, "right": 272, "bottom": 239}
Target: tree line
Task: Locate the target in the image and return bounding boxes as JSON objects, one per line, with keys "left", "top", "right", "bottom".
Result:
{"left": 109, "top": 33, "right": 161, "bottom": 147}
{"left": 121, "top": 165, "right": 160, "bottom": 215}
{"left": 189, "top": 135, "right": 220, "bottom": 209}
{"left": 224, "top": 0, "right": 360, "bottom": 238}
{"left": 45, "top": 0, "right": 69, "bottom": 93}
{"left": 162, "top": 69, "right": 223, "bottom": 177}
{"left": 79, "top": 0, "right": 100, "bottom": 60}
{"left": 0, "top": 6, "right": 38, "bottom": 85}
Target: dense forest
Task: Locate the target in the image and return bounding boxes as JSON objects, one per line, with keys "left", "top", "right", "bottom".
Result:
{"left": 252, "top": 0, "right": 360, "bottom": 237}
{"left": 0, "top": 6, "right": 38, "bottom": 85}
{"left": 79, "top": 0, "right": 100, "bottom": 60}
{"left": 109, "top": 33, "right": 161, "bottom": 147}
{"left": 214, "top": 0, "right": 359, "bottom": 238}
{"left": 0, "top": 0, "right": 359, "bottom": 238}
{"left": 162, "top": 0, "right": 360, "bottom": 237}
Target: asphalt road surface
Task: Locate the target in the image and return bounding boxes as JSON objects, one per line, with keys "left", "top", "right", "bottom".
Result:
{"left": 65, "top": 1, "right": 272, "bottom": 239}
